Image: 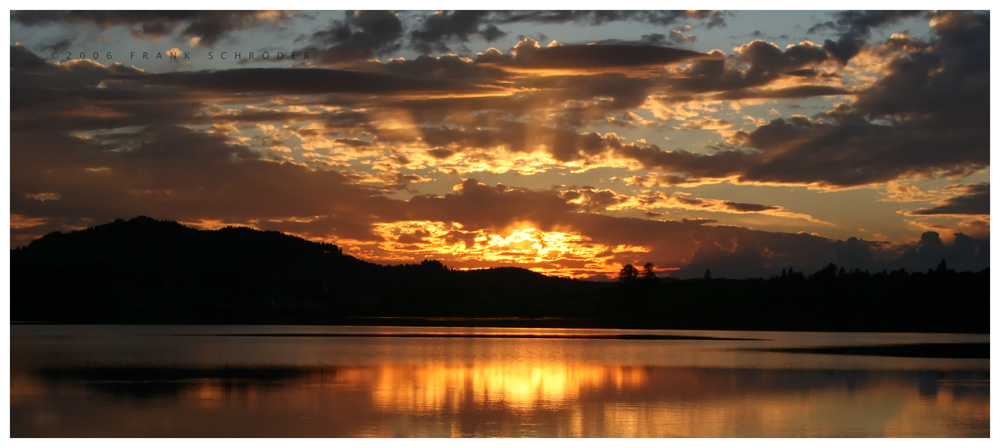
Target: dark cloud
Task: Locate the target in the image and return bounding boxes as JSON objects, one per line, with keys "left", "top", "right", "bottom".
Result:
{"left": 612, "top": 111, "right": 986, "bottom": 188}
{"left": 494, "top": 10, "right": 726, "bottom": 28}
{"left": 751, "top": 12, "right": 987, "bottom": 186}
{"left": 624, "top": 13, "right": 988, "bottom": 189}
{"left": 371, "top": 54, "right": 510, "bottom": 82}
{"left": 12, "top": 10, "right": 198, "bottom": 27}
{"left": 614, "top": 144, "right": 753, "bottom": 183}
{"left": 10, "top": 125, "right": 401, "bottom": 245}
{"left": 739, "top": 40, "right": 828, "bottom": 77}
{"left": 480, "top": 24, "right": 507, "bottom": 42}
{"left": 10, "top": 43, "right": 50, "bottom": 69}
{"left": 131, "top": 67, "right": 499, "bottom": 96}
{"left": 559, "top": 187, "right": 623, "bottom": 213}
{"left": 11, "top": 11, "right": 294, "bottom": 46}
{"left": 669, "top": 41, "right": 828, "bottom": 94}
{"left": 908, "top": 183, "right": 989, "bottom": 216}
{"left": 895, "top": 232, "right": 989, "bottom": 273}
{"left": 520, "top": 73, "right": 655, "bottom": 114}
{"left": 490, "top": 39, "right": 713, "bottom": 71}
{"left": 853, "top": 11, "right": 988, "bottom": 126}
{"left": 598, "top": 29, "right": 696, "bottom": 48}
{"left": 833, "top": 237, "right": 878, "bottom": 271}
{"left": 639, "top": 34, "right": 669, "bottom": 46}
{"left": 39, "top": 38, "right": 72, "bottom": 53}
{"left": 10, "top": 45, "right": 206, "bottom": 132}
{"left": 405, "top": 179, "right": 576, "bottom": 231}
{"left": 726, "top": 115, "right": 987, "bottom": 187}
{"left": 671, "top": 226, "right": 987, "bottom": 279}
{"left": 131, "top": 21, "right": 175, "bottom": 40}
{"left": 713, "top": 85, "right": 849, "bottom": 100}
{"left": 723, "top": 202, "right": 778, "bottom": 213}
{"left": 308, "top": 11, "right": 404, "bottom": 62}
{"left": 672, "top": 229, "right": 817, "bottom": 279}
{"left": 571, "top": 213, "right": 846, "bottom": 279}
{"left": 409, "top": 11, "right": 496, "bottom": 54}
{"left": 810, "top": 11, "right": 926, "bottom": 64}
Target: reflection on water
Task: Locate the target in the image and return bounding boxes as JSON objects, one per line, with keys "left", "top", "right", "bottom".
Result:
{"left": 10, "top": 325, "right": 990, "bottom": 437}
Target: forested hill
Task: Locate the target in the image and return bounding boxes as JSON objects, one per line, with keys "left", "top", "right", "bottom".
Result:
{"left": 10, "top": 217, "right": 989, "bottom": 332}
{"left": 11, "top": 217, "right": 591, "bottom": 323}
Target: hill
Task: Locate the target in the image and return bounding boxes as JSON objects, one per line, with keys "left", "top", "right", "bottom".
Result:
{"left": 11, "top": 217, "right": 597, "bottom": 324}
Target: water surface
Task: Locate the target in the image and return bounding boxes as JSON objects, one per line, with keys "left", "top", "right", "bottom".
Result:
{"left": 10, "top": 325, "right": 989, "bottom": 437}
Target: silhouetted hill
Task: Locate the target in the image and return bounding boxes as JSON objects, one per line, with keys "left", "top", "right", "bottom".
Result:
{"left": 11, "top": 217, "right": 597, "bottom": 324}
{"left": 10, "top": 217, "right": 990, "bottom": 332}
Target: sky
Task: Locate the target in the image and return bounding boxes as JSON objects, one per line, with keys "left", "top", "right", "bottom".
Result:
{"left": 7, "top": 8, "right": 992, "bottom": 279}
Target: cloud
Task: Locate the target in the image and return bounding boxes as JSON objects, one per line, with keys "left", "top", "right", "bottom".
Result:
{"left": 39, "top": 38, "right": 72, "bottom": 53}
{"left": 668, "top": 40, "right": 830, "bottom": 95}
{"left": 852, "top": 12, "right": 988, "bottom": 124}
{"left": 307, "top": 11, "right": 404, "bottom": 62}
{"left": 10, "top": 46, "right": 210, "bottom": 133}
{"left": 907, "top": 183, "right": 989, "bottom": 216}
{"left": 610, "top": 14, "right": 987, "bottom": 190}
{"left": 680, "top": 118, "right": 732, "bottom": 130}
{"left": 611, "top": 190, "right": 827, "bottom": 224}
{"left": 409, "top": 11, "right": 499, "bottom": 54}
{"left": 724, "top": 12, "right": 988, "bottom": 187}
{"left": 403, "top": 10, "right": 721, "bottom": 57}
{"left": 405, "top": 179, "right": 576, "bottom": 231}
{"left": 11, "top": 11, "right": 294, "bottom": 46}
{"left": 485, "top": 38, "right": 714, "bottom": 71}
{"left": 129, "top": 67, "right": 503, "bottom": 96}
{"left": 894, "top": 231, "right": 989, "bottom": 273}
{"left": 713, "top": 85, "right": 849, "bottom": 100}
{"left": 736, "top": 40, "right": 828, "bottom": 80}
{"left": 740, "top": 119, "right": 981, "bottom": 187}
{"left": 494, "top": 10, "right": 726, "bottom": 28}
{"left": 881, "top": 181, "right": 939, "bottom": 203}
{"left": 559, "top": 187, "right": 626, "bottom": 213}
{"left": 367, "top": 53, "right": 511, "bottom": 82}
{"left": 9, "top": 125, "right": 403, "bottom": 245}
{"left": 11, "top": 11, "right": 989, "bottom": 192}
{"left": 723, "top": 202, "right": 777, "bottom": 213}
{"left": 809, "top": 11, "right": 926, "bottom": 64}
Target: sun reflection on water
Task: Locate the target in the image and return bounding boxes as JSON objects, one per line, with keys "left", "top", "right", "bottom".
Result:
{"left": 368, "top": 362, "right": 648, "bottom": 413}
{"left": 11, "top": 327, "right": 991, "bottom": 437}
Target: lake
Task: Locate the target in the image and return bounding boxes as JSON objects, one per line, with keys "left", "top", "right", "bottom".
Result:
{"left": 9, "top": 325, "right": 989, "bottom": 437}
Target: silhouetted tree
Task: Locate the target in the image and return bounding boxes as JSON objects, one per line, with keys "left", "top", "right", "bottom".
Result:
{"left": 642, "top": 263, "right": 657, "bottom": 282}
{"left": 810, "top": 263, "right": 838, "bottom": 282}
{"left": 783, "top": 268, "right": 805, "bottom": 282}
{"left": 420, "top": 259, "right": 447, "bottom": 271}
{"left": 935, "top": 259, "right": 949, "bottom": 275}
{"left": 703, "top": 269, "right": 712, "bottom": 280}
{"left": 889, "top": 268, "right": 910, "bottom": 280}
{"left": 618, "top": 264, "right": 638, "bottom": 283}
